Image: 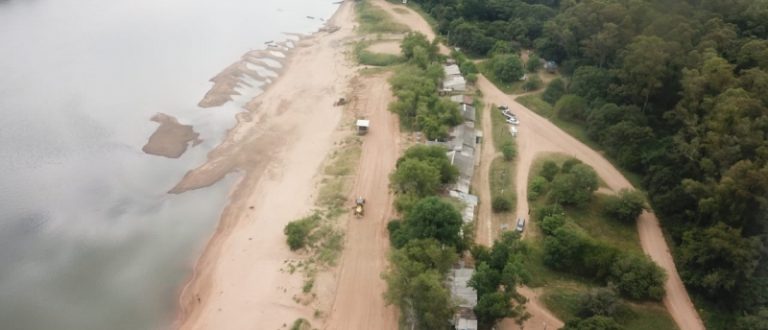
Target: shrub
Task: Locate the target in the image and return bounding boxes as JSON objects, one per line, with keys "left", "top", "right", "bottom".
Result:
{"left": 528, "top": 175, "right": 549, "bottom": 200}
{"left": 540, "top": 214, "right": 566, "bottom": 235}
{"left": 579, "top": 288, "right": 619, "bottom": 317}
{"left": 550, "top": 164, "right": 599, "bottom": 206}
{"left": 542, "top": 78, "right": 566, "bottom": 105}
{"left": 492, "top": 196, "right": 512, "bottom": 213}
{"left": 526, "top": 54, "right": 542, "bottom": 73}
{"left": 523, "top": 75, "right": 543, "bottom": 91}
{"left": 554, "top": 94, "right": 588, "bottom": 122}
{"left": 603, "top": 189, "right": 646, "bottom": 223}
{"left": 540, "top": 160, "right": 560, "bottom": 181}
{"left": 501, "top": 141, "right": 517, "bottom": 161}
{"left": 489, "top": 53, "right": 525, "bottom": 83}
{"left": 610, "top": 254, "right": 667, "bottom": 301}
{"left": 284, "top": 214, "right": 321, "bottom": 251}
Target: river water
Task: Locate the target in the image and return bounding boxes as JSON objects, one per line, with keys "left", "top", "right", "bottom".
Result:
{"left": 0, "top": 0, "right": 339, "bottom": 329}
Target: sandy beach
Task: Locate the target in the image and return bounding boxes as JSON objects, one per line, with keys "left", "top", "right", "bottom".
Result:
{"left": 175, "top": 2, "right": 358, "bottom": 329}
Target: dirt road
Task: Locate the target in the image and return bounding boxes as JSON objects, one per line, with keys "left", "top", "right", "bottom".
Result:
{"left": 175, "top": 2, "right": 358, "bottom": 329}
{"left": 476, "top": 76, "right": 704, "bottom": 330}
{"left": 474, "top": 104, "right": 498, "bottom": 247}
{"left": 323, "top": 74, "right": 400, "bottom": 329}
{"left": 372, "top": 0, "right": 450, "bottom": 55}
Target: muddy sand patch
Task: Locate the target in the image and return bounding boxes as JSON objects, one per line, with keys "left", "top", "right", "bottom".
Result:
{"left": 142, "top": 113, "right": 201, "bottom": 158}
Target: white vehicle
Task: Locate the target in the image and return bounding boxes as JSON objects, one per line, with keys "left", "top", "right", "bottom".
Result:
{"left": 516, "top": 217, "right": 526, "bottom": 232}
{"left": 506, "top": 116, "right": 519, "bottom": 125}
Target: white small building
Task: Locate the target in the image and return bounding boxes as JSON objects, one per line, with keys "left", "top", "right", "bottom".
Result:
{"left": 444, "top": 64, "right": 461, "bottom": 76}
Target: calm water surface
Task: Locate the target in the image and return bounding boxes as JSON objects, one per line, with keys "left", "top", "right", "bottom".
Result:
{"left": 0, "top": 0, "right": 338, "bottom": 329}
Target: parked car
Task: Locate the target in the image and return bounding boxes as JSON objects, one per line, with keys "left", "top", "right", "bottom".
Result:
{"left": 506, "top": 116, "right": 519, "bottom": 125}
{"left": 498, "top": 104, "right": 509, "bottom": 111}
{"left": 516, "top": 217, "right": 526, "bottom": 232}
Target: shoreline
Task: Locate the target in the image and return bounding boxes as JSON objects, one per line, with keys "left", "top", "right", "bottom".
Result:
{"left": 173, "top": 1, "right": 357, "bottom": 328}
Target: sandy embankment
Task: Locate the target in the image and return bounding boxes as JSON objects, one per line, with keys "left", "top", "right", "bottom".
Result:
{"left": 175, "top": 2, "right": 358, "bottom": 329}
{"left": 142, "top": 113, "right": 202, "bottom": 158}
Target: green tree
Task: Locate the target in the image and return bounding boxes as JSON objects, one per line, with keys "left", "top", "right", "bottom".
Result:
{"left": 679, "top": 222, "right": 762, "bottom": 297}
{"left": 523, "top": 75, "right": 543, "bottom": 91}
{"left": 411, "top": 271, "right": 455, "bottom": 329}
{"left": 501, "top": 141, "right": 517, "bottom": 161}
{"left": 469, "top": 262, "right": 502, "bottom": 296}
{"left": 618, "top": 36, "right": 670, "bottom": 111}
{"left": 569, "top": 66, "right": 613, "bottom": 103}
{"left": 540, "top": 160, "right": 560, "bottom": 181}
{"left": 526, "top": 53, "right": 542, "bottom": 72}
{"left": 736, "top": 307, "right": 768, "bottom": 330}
{"left": 399, "top": 145, "right": 459, "bottom": 184}
{"left": 489, "top": 53, "right": 525, "bottom": 83}
{"left": 579, "top": 288, "right": 619, "bottom": 317}
{"left": 554, "top": 94, "right": 588, "bottom": 122}
{"left": 402, "top": 197, "right": 464, "bottom": 247}
{"left": 603, "top": 189, "right": 646, "bottom": 223}
{"left": 542, "top": 78, "right": 566, "bottom": 105}
{"left": 492, "top": 196, "right": 512, "bottom": 213}
{"left": 474, "top": 292, "right": 516, "bottom": 328}
{"left": 284, "top": 213, "right": 320, "bottom": 250}
{"left": 563, "top": 315, "right": 621, "bottom": 330}
{"left": 550, "top": 163, "right": 599, "bottom": 206}
{"left": 528, "top": 175, "right": 549, "bottom": 200}
{"left": 390, "top": 158, "right": 442, "bottom": 197}
{"left": 540, "top": 214, "right": 566, "bottom": 235}
{"left": 401, "top": 32, "right": 437, "bottom": 61}
{"left": 609, "top": 254, "right": 666, "bottom": 300}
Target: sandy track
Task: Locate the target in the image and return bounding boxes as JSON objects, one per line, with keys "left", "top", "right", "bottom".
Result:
{"left": 175, "top": 2, "right": 358, "bottom": 329}
{"left": 372, "top": 0, "right": 450, "bottom": 55}
{"left": 323, "top": 73, "right": 400, "bottom": 330}
{"left": 476, "top": 76, "right": 704, "bottom": 330}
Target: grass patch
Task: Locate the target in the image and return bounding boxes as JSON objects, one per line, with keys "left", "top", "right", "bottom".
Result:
{"left": 355, "top": 41, "right": 405, "bottom": 67}
{"left": 355, "top": 0, "right": 409, "bottom": 34}
{"left": 517, "top": 93, "right": 645, "bottom": 188}
{"left": 489, "top": 102, "right": 515, "bottom": 152}
{"left": 490, "top": 157, "right": 515, "bottom": 219}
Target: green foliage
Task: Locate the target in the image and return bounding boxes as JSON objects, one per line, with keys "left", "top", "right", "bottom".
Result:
{"left": 399, "top": 145, "right": 459, "bottom": 184}
{"left": 540, "top": 160, "right": 560, "bottom": 181}
{"left": 563, "top": 315, "right": 621, "bottom": 330}
{"left": 735, "top": 307, "right": 768, "bottom": 330}
{"left": 290, "top": 318, "right": 311, "bottom": 330}
{"left": 610, "top": 254, "right": 667, "bottom": 301}
{"left": 579, "top": 288, "right": 619, "bottom": 318}
{"left": 471, "top": 232, "right": 531, "bottom": 328}
{"left": 284, "top": 213, "right": 321, "bottom": 250}
{"left": 603, "top": 189, "right": 646, "bottom": 223}
{"left": 679, "top": 222, "right": 763, "bottom": 298}
{"left": 554, "top": 94, "right": 588, "bottom": 122}
{"left": 392, "top": 197, "right": 463, "bottom": 248}
{"left": 400, "top": 32, "right": 438, "bottom": 62}
{"left": 526, "top": 54, "right": 542, "bottom": 73}
{"left": 492, "top": 196, "right": 512, "bottom": 213}
{"left": 523, "top": 75, "right": 543, "bottom": 91}
{"left": 528, "top": 175, "right": 549, "bottom": 201}
{"left": 540, "top": 214, "right": 566, "bottom": 236}
{"left": 501, "top": 141, "right": 517, "bottom": 161}
{"left": 488, "top": 53, "right": 525, "bottom": 83}
{"left": 389, "top": 64, "right": 462, "bottom": 140}
{"left": 390, "top": 158, "right": 442, "bottom": 197}
{"left": 550, "top": 163, "right": 599, "bottom": 206}
{"left": 542, "top": 78, "right": 566, "bottom": 105}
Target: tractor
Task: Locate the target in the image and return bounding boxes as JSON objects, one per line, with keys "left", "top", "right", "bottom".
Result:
{"left": 354, "top": 196, "right": 365, "bottom": 218}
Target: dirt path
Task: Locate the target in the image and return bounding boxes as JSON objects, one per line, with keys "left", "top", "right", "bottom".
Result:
{"left": 175, "top": 3, "right": 358, "bottom": 329}
{"left": 476, "top": 76, "right": 704, "bottom": 330}
{"left": 323, "top": 73, "right": 400, "bottom": 329}
{"left": 372, "top": 0, "right": 450, "bottom": 55}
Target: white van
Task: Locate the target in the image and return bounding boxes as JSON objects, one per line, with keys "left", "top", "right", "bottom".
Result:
{"left": 516, "top": 217, "right": 526, "bottom": 232}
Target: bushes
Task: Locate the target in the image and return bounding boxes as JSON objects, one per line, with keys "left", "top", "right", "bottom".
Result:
{"left": 284, "top": 213, "right": 321, "bottom": 251}
{"left": 523, "top": 75, "right": 543, "bottom": 91}
{"left": 550, "top": 163, "right": 599, "bottom": 206}
{"left": 603, "top": 189, "right": 646, "bottom": 223}
{"left": 554, "top": 94, "right": 588, "bottom": 122}
{"left": 528, "top": 175, "right": 549, "bottom": 200}
{"left": 526, "top": 53, "right": 542, "bottom": 72}
{"left": 542, "top": 78, "right": 566, "bottom": 105}
{"left": 543, "top": 226, "right": 666, "bottom": 301}
{"left": 540, "top": 160, "right": 560, "bottom": 181}
{"left": 501, "top": 141, "right": 517, "bottom": 161}
{"left": 492, "top": 196, "right": 512, "bottom": 213}
{"left": 390, "top": 158, "right": 442, "bottom": 197}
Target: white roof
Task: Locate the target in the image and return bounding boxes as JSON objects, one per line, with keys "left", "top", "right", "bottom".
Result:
{"left": 356, "top": 119, "right": 370, "bottom": 127}
{"left": 444, "top": 64, "right": 461, "bottom": 76}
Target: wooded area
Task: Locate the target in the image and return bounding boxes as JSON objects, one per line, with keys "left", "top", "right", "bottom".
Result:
{"left": 409, "top": 0, "right": 767, "bottom": 327}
